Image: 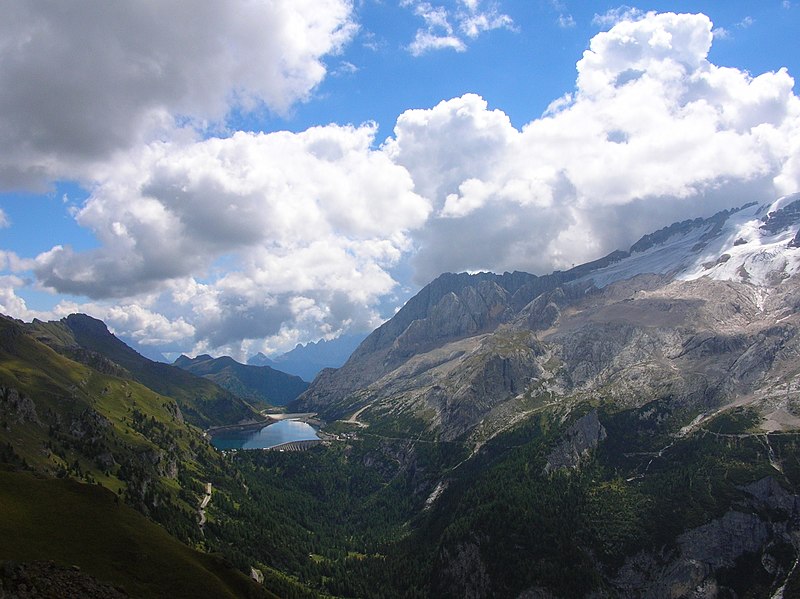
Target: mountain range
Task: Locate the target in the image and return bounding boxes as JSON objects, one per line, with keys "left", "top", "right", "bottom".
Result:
{"left": 174, "top": 354, "right": 308, "bottom": 407}
{"left": 296, "top": 195, "right": 800, "bottom": 442}
{"left": 247, "top": 333, "right": 366, "bottom": 382}
{"left": 285, "top": 194, "right": 800, "bottom": 596}
{"left": 25, "top": 313, "right": 261, "bottom": 428}
{"left": 4, "top": 194, "right": 800, "bottom": 597}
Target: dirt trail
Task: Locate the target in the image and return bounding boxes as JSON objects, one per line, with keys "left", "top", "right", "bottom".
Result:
{"left": 341, "top": 404, "right": 370, "bottom": 427}
{"left": 198, "top": 482, "right": 212, "bottom": 529}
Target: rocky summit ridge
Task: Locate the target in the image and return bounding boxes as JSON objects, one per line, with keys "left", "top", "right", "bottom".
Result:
{"left": 295, "top": 194, "right": 800, "bottom": 442}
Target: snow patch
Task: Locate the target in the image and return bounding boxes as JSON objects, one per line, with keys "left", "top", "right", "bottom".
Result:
{"left": 580, "top": 221, "right": 715, "bottom": 288}
{"left": 579, "top": 199, "right": 800, "bottom": 290}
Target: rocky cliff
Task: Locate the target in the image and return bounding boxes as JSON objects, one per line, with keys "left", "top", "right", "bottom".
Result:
{"left": 295, "top": 196, "right": 800, "bottom": 443}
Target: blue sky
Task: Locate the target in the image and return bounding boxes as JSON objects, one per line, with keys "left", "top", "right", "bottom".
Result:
{"left": 1, "top": 1, "right": 799, "bottom": 360}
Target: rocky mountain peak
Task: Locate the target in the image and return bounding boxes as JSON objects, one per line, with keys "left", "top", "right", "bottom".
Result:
{"left": 581, "top": 195, "right": 800, "bottom": 289}
{"left": 760, "top": 192, "right": 800, "bottom": 234}
{"left": 296, "top": 193, "right": 800, "bottom": 440}
{"left": 63, "top": 313, "right": 114, "bottom": 338}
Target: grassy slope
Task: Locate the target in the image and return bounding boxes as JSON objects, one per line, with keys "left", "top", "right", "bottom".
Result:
{"left": 2, "top": 316, "right": 195, "bottom": 477}
{"left": 0, "top": 316, "right": 305, "bottom": 597}
{"left": 27, "top": 315, "right": 258, "bottom": 428}
{"left": 0, "top": 470, "right": 274, "bottom": 599}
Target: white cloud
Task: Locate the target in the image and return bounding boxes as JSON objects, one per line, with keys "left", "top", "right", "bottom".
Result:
{"left": 550, "top": 0, "right": 575, "bottom": 28}
{"left": 333, "top": 60, "right": 360, "bottom": 76}
{"left": 383, "top": 94, "right": 518, "bottom": 204}
{"left": 712, "top": 26, "right": 731, "bottom": 40}
{"left": 592, "top": 6, "right": 645, "bottom": 27}
{"left": 457, "top": 0, "right": 514, "bottom": 38}
{"left": 0, "top": 209, "right": 8, "bottom": 228}
{"left": 0, "top": 0, "right": 356, "bottom": 190}
{"left": 30, "top": 123, "right": 429, "bottom": 353}
{"left": 0, "top": 278, "right": 40, "bottom": 323}
{"left": 50, "top": 299, "right": 195, "bottom": 347}
{"left": 388, "top": 12, "right": 800, "bottom": 281}
{"left": 408, "top": 31, "right": 467, "bottom": 55}
{"left": 6, "top": 10, "right": 800, "bottom": 358}
{"left": 0, "top": 250, "right": 33, "bottom": 273}
{"left": 402, "top": 0, "right": 512, "bottom": 56}
{"left": 557, "top": 14, "right": 576, "bottom": 29}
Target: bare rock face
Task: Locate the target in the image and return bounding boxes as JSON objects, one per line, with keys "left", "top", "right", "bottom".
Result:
{"left": 302, "top": 267, "right": 800, "bottom": 444}
{"left": 1, "top": 387, "right": 42, "bottom": 427}
{"left": 613, "top": 476, "right": 800, "bottom": 598}
{"left": 436, "top": 542, "right": 491, "bottom": 599}
{"left": 164, "top": 400, "right": 184, "bottom": 424}
{"left": 298, "top": 199, "right": 800, "bottom": 445}
{"left": 296, "top": 272, "right": 547, "bottom": 422}
{"left": 761, "top": 195, "right": 800, "bottom": 235}
{"left": 544, "top": 410, "right": 607, "bottom": 473}
{"left": 69, "top": 409, "right": 110, "bottom": 442}
{"left": 389, "top": 280, "right": 514, "bottom": 363}
{"left": 430, "top": 334, "right": 544, "bottom": 440}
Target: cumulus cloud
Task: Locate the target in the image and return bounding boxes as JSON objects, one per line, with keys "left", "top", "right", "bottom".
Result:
{"left": 0, "top": 276, "right": 38, "bottom": 321}
{"left": 0, "top": 251, "right": 32, "bottom": 273}
{"left": 5, "top": 9, "right": 800, "bottom": 358}
{"left": 29, "top": 123, "right": 429, "bottom": 354}
{"left": 402, "top": 0, "right": 513, "bottom": 56}
{"left": 387, "top": 12, "right": 800, "bottom": 281}
{"left": 0, "top": 0, "right": 356, "bottom": 190}
{"left": 49, "top": 298, "right": 196, "bottom": 347}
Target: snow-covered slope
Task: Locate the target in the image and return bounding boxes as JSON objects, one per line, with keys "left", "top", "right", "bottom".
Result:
{"left": 582, "top": 193, "right": 800, "bottom": 289}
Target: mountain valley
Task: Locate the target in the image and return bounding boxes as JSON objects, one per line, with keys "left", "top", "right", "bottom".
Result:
{"left": 174, "top": 354, "right": 308, "bottom": 407}
{"left": 4, "top": 196, "right": 800, "bottom": 597}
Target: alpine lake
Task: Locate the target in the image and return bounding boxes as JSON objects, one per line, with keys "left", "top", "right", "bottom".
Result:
{"left": 211, "top": 418, "right": 320, "bottom": 450}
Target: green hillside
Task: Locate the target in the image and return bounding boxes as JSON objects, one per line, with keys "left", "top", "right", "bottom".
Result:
{"left": 0, "top": 314, "right": 319, "bottom": 598}
{"left": 174, "top": 354, "right": 309, "bottom": 407}
{"left": 0, "top": 314, "right": 217, "bottom": 537}
{"left": 6, "top": 306, "right": 800, "bottom": 598}
{"left": 26, "top": 314, "right": 259, "bottom": 428}
{"left": 0, "top": 470, "right": 273, "bottom": 599}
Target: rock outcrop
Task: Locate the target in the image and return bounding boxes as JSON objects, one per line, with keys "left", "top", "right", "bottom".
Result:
{"left": 297, "top": 197, "right": 800, "bottom": 445}
{"left": 0, "top": 387, "right": 41, "bottom": 428}
{"left": 544, "top": 410, "right": 607, "bottom": 473}
{"left": 614, "top": 476, "right": 800, "bottom": 598}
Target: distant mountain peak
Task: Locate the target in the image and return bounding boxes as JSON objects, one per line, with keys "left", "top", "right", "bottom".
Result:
{"left": 295, "top": 192, "right": 800, "bottom": 441}
{"left": 247, "top": 333, "right": 367, "bottom": 381}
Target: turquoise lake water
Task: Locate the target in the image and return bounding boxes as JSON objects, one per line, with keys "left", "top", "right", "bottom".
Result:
{"left": 211, "top": 419, "right": 320, "bottom": 450}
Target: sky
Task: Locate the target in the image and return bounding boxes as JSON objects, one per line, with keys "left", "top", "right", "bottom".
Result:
{"left": 1, "top": 1, "right": 799, "bottom": 361}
